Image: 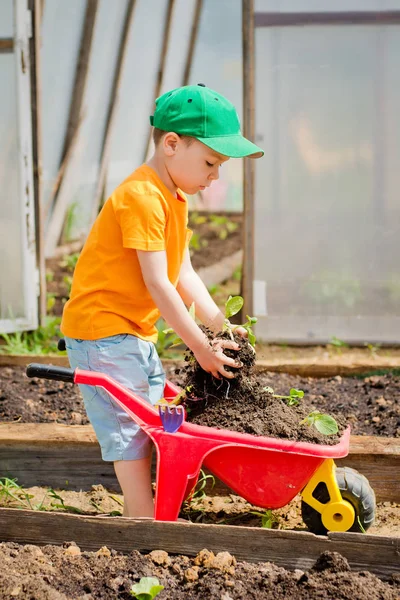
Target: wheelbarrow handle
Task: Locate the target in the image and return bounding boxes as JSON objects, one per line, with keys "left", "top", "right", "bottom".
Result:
{"left": 26, "top": 363, "right": 75, "bottom": 383}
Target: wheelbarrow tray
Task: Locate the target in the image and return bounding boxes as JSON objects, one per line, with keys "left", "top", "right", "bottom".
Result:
{"left": 74, "top": 369, "right": 350, "bottom": 519}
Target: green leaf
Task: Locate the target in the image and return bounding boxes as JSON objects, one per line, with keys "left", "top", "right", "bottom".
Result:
{"left": 289, "top": 388, "right": 304, "bottom": 398}
{"left": 247, "top": 329, "right": 256, "bottom": 347}
{"left": 130, "top": 577, "right": 164, "bottom": 600}
{"left": 314, "top": 414, "right": 339, "bottom": 436}
{"left": 225, "top": 296, "right": 244, "bottom": 319}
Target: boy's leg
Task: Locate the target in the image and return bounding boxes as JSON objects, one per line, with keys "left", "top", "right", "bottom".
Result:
{"left": 113, "top": 342, "right": 166, "bottom": 518}
{"left": 65, "top": 334, "right": 163, "bottom": 518}
{"left": 114, "top": 455, "right": 153, "bottom": 517}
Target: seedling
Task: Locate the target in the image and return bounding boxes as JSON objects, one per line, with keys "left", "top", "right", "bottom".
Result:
{"left": 130, "top": 577, "right": 164, "bottom": 599}
{"left": 61, "top": 252, "right": 80, "bottom": 272}
{"left": 364, "top": 342, "right": 381, "bottom": 357}
{"left": 190, "top": 469, "right": 215, "bottom": 502}
{"left": 263, "top": 386, "right": 304, "bottom": 407}
{"left": 300, "top": 410, "right": 339, "bottom": 435}
{"left": 209, "top": 214, "right": 238, "bottom": 239}
{"left": 224, "top": 296, "right": 258, "bottom": 347}
{"left": 250, "top": 509, "right": 278, "bottom": 529}
{"left": 0, "top": 316, "right": 63, "bottom": 355}
{"left": 329, "top": 336, "right": 349, "bottom": 354}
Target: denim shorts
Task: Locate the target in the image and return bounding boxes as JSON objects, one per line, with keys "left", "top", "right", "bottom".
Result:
{"left": 65, "top": 334, "right": 165, "bottom": 462}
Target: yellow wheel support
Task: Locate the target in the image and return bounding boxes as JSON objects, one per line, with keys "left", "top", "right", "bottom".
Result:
{"left": 301, "top": 459, "right": 355, "bottom": 532}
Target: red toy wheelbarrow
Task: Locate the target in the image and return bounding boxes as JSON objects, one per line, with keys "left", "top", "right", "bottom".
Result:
{"left": 26, "top": 363, "right": 375, "bottom": 534}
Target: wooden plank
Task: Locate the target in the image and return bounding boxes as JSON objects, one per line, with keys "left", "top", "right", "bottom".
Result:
{"left": 0, "top": 508, "right": 398, "bottom": 578}
{"left": 0, "top": 39, "right": 13, "bottom": 53}
{"left": 90, "top": 0, "right": 137, "bottom": 223}
{"left": 1, "top": 423, "right": 398, "bottom": 502}
{"left": 253, "top": 359, "right": 400, "bottom": 377}
{"left": 0, "top": 354, "right": 70, "bottom": 367}
{"left": 254, "top": 11, "right": 400, "bottom": 28}
{"left": 241, "top": 0, "right": 255, "bottom": 319}
{"left": 1, "top": 352, "right": 400, "bottom": 377}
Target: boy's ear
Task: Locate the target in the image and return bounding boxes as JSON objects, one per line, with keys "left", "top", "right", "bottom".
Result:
{"left": 163, "top": 132, "right": 180, "bottom": 156}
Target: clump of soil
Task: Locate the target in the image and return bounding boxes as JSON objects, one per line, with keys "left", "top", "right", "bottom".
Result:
{"left": 0, "top": 543, "right": 398, "bottom": 600}
{"left": 179, "top": 332, "right": 346, "bottom": 445}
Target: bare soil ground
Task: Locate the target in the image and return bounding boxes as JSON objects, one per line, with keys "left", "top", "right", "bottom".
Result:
{"left": 0, "top": 541, "right": 399, "bottom": 600}
{"left": 1, "top": 365, "right": 398, "bottom": 438}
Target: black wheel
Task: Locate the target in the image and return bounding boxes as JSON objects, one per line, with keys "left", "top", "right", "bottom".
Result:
{"left": 301, "top": 467, "right": 376, "bottom": 535}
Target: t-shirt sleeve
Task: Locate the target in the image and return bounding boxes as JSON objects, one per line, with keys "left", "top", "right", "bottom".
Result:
{"left": 114, "top": 186, "right": 167, "bottom": 251}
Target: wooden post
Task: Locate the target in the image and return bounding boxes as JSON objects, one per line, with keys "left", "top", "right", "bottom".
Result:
{"left": 60, "top": 0, "right": 98, "bottom": 163}
{"left": 90, "top": 0, "right": 137, "bottom": 224}
{"left": 45, "top": 0, "right": 98, "bottom": 257}
{"left": 29, "top": 0, "right": 46, "bottom": 323}
{"left": 182, "top": 0, "right": 203, "bottom": 85}
{"left": 142, "top": 0, "right": 176, "bottom": 162}
{"left": 241, "top": 0, "right": 255, "bottom": 318}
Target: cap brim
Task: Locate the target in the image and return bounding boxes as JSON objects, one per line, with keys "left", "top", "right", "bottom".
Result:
{"left": 196, "top": 134, "right": 264, "bottom": 159}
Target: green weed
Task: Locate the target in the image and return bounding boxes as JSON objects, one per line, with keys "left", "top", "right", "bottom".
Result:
{"left": 0, "top": 316, "right": 63, "bottom": 355}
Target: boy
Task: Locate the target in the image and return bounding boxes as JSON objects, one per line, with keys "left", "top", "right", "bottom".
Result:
{"left": 61, "top": 84, "right": 264, "bottom": 518}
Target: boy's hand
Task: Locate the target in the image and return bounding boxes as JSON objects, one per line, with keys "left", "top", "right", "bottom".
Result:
{"left": 233, "top": 326, "right": 248, "bottom": 338}
{"left": 229, "top": 325, "right": 256, "bottom": 354}
{"left": 193, "top": 338, "right": 243, "bottom": 379}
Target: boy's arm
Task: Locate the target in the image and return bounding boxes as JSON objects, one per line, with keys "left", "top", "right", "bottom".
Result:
{"left": 136, "top": 249, "right": 241, "bottom": 379}
{"left": 177, "top": 249, "right": 225, "bottom": 334}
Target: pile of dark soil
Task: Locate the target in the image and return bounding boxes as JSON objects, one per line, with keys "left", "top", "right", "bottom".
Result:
{"left": 0, "top": 543, "right": 398, "bottom": 600}
{"left": 179, "top": 333, "right": 346, "bottom": 445}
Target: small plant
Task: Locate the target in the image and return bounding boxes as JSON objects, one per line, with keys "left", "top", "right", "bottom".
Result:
{"left": 224, "top": 296, "right": 257, "bottom": 347}
{"left": 130, "top": 577, "right": 164, "bottom": 600}
{"left": 263, "top": 386, "right": 304, "bottom": 407}
{"left": 63, "top": 274, "right": 73, "bottom": 295}
{"left": 190, "top": 469, "right": 215, "bottom": 502}
{"left": 0, "top": 478, "right": 48, "bottom": 511}
{"left": 189, "top": 232, "right": 208, "bottom": 253}
{"left": 209, "top": 214, "right": 238, "bottom": 240}
{"left": 46, "top": 292, "right": 56, "bottom": 313}
{"left": 189, "top": 211, "right": 207, "bottom": 226}
{"left": 364, "top": 342, "right": 381, "bottom": 357}
{"left": 250, "top": 509, "right": 278, "bottom": 529}
{"left": 61, "top": 252, "right": 80, "bottom": 272}
{"left": 0, "top": 317, "right": 63, "bottom": 355}
{"left": 47, "top": 489, "right": 84, "bottom": 514}
{"left": 329, "top": 336, "right": 349, "bottom": 352}
{"left": 300, "top": 410, "right": 338, "bottom": 435}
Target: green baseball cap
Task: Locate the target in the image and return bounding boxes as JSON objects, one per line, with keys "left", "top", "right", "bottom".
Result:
{"left": 150, "top": 84, "right": 264, "bottom": 159}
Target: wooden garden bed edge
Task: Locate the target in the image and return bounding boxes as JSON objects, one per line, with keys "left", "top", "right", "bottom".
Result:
{"left": 1, "top": 353, "right": 400, "bottom": 377}
{"left": 0, "top": 508, "right": 398, "bottom": 579}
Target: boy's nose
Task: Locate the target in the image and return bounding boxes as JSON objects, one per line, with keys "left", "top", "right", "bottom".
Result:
{"left": 209, "top": 168, "right": 219, "bottom": 181}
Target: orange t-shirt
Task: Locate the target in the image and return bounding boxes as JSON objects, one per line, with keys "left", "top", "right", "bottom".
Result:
{"left": 61, "top": 165, "right": 191, "bottom": 343}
